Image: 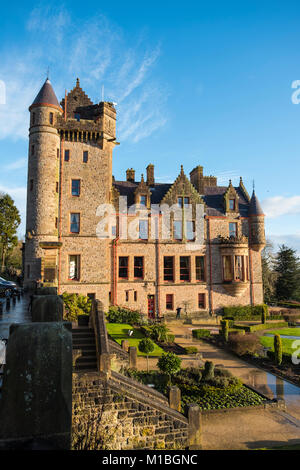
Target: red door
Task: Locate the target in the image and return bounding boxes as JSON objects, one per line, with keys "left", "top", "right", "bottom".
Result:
{"left": 148, "top": 295, "right": 155, "bottom": 319}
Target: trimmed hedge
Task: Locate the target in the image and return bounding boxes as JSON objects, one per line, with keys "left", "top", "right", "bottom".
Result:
{"left": 267, "top": 350, "right": 292, "bottom": 362}
{"left": 192, "top": 329, "right": 212, "bottom": 339}
{"left": 223, "top": 304, "right": 269, "bottom": 320}
{"left": 234, "top": 321, "right": 288, "bottom": 333}
{"left": 277, "top": 301, "right": 300, "bottom": 309}
{"left": 184, "top": 346, "right": 198, "bottom": 355}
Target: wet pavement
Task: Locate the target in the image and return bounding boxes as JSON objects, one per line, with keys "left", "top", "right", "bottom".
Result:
{"left": 0, "top": 294, "right": 31, "bottom": 341}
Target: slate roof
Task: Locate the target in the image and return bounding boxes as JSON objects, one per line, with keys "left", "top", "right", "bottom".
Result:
{"left": 31, "top": 79, "right": 60, "bottom": 108}
{"left": 249, "top": 190, "right": 264, "bottom": 216}
{"left": 113, "top": 180, "right": 251, "bottom": 216}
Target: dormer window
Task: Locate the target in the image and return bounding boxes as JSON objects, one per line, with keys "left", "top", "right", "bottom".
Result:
{"left": 178, "top": 196, "right": 190, "bottom": 208}
{"left": 229, "top": 199, "right": 236, "bottom": 210}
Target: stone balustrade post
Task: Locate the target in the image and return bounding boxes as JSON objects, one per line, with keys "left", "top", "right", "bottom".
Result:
{"left": 188, "top": 404, "right": 202, "bottom": 450}
{"left": 169, "top": 386, "right": 181, "bottom": 412}
{"left": 121, "top": 339, "right": 129, "bottom": 351}
{"left": 129, "top": 346, "right": 137, "bottom": 369}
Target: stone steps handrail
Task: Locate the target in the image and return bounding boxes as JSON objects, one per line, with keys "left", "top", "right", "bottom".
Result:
{"left": 111, "top": 370, "right": 168, "bottom": 404}
{"left": 90, "top": 299, "right": 110, "bottom": 373}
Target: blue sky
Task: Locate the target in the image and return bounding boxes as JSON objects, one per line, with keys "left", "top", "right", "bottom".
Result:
{"left": 0, "top": 0, "right": 300, "bottom": 254}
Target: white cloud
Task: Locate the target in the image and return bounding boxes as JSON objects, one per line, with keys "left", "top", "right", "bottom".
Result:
{"left": 4, "top": 158, "right": 27, "bottom": 171}
{"left": 215, "top": 170, "right": 241, "bottom": 185}
{"left": 0, "top": 7, "right": 166, "bottom": 144}
{"left": 262, "top": 195, "right": 300, "bottom": 218}
{"left": 268, "top": 233, "right": 300, "bottom": 256}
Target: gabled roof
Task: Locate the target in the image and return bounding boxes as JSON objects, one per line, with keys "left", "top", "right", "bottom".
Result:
{"left": 249, "top": 190, "right": 264, "bottom": 216}
{"left": 31, "top": 79, "right": 60, "bottom": 109}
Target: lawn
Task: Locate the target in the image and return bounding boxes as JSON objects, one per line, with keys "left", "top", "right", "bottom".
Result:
{"left": 106, "top": 323, "right": 164, "bottom": 357}
{"left": 260, "top": 327, "right": 300, "bottom": 356}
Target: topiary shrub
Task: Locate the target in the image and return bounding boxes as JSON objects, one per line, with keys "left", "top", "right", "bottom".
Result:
{"left": 157, "top": 352, "right": 182, "bottom": 385}
{"left": 261, "top": 309, "right": 267, "bottom": 324}
{"left": 138, "top": 338, "right": 155, "bottom": 372}
{"left": 220, "top": 319, "right": 229, "bottom": 342}
{"left": 106, "top": 306, "right": 143, "bottom": 325}
{"left": 228, "top": 333, "right": 261, "bottom": 357}
{"left": 222, "top": 304, "right": 269, "bottom": 320}
{"left": 202, "top": 361, "right": 215, "bottom": 381}
{"left": 192, "top": 329, "right": 211, "bottom": 339}
{"left": 274, "top": 334, "right": 283, "bottom": 366}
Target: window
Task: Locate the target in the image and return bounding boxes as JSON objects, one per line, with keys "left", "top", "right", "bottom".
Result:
{"left": 164, "top": 256, "right": 174, "bottom": 282}
{"left": 55, "top": 217, "right": 58, "bottom": 229}
{"left": 125, "top": 291, "right": 129, "bottom": 302}
{"left": 198, "top": 293, "right": 206, "bottom": 309}
{"left": 74, "top": 113, "right": 80, "bottom": 122}
{"left": 177, "top": 197, "right": 183, "bottom": 208}
{"left": 69, "top": 255, "right": 80, "bottom": 280}
{"left": 178, "top": 196, "right": 189, "bottom": 208}
{"left": 245, "top": 256, "right": 249, "bottom": 281}
{"left": 83, "top": 151, "right": 88, "bottom": 163}
{"left": 119, "top": 256, "right": 128, "bottom": 279}
{"left": 229, "top": 199, "right": 236, "bottom": 211}
{"left": 134, "top": 291, "right": 137, "bottom": 302}
{"left": 27, "top": 264, "right": 30, "bottom": 279}
{"left": 195, "top": 256, "right": 205, "bottom": 281}
{"left": 223, "top": 255, "right": 233, "bottom": 281}
{"left": 186, "top": 220, "right": 195, "bottom": 241}
{"left": 87, "top": 293, "right": 95, "bottom": 300}
{"left": 70, "top": 213, "right": 80, "bottom": 233}
{"left": 139, "top": 219, "right": 148, "bottom": 239}
{"left": 109, "top": 291, "right": 112, "bottom": 303}
{"left": 229, "top": 222, "right": 237, "bottom": 238}
{"left": 140, "top": 195, "right": 147, "bottom": 206}
{"left": 180, "top": 256, "right": 190, "bottom": 281}
{"left": 49, "top": 112, "right": 54, "bottom": 125}
{"left": 31, "top": 145, "right": 34, "bottom": 156}
{"left": 173, "top": 220, "right": 182, "bottom": 240}
{"left": 72, "top": 179, "right": 80, "bottom": 196}
{"left": 30, "top": 179, "right": 33, "bottom": 191}
{"left": 134, "top": 256, "right": 144, "bottom": 279}
{"left": 57, "top": 148, "right": 59, "bottom": 159}
{"left": 166, "top": 294, "right": 174, "bottom": 310}
{"left": 32, "top": 113, "right": 35, "bottom": 125}
{"left": 56, "top": 182, "right": 59, "bottom": 193}
{"left": 235, "top": 255, "right": 244, "bottom": 281}
{"left": 64, "top": 150, "right": 70, "bottom": 162}
{"left": 184, "top": 197, "right": 190, "bottom": 207}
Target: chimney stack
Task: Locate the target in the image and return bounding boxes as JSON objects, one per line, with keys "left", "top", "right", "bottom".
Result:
{"left": 126, "top": 168, "right": 135, "bottom": 182}
{"left": 146, "top": 164, "right": 155, "bottom": 186}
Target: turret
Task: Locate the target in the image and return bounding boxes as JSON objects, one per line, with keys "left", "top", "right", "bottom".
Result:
{"left": 249, "top": 190, "right": 265, "bottom": 251}
{"left": 24, "top": 78, "right": 63, "bottom": 287}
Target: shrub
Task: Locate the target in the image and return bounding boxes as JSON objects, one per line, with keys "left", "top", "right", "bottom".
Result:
{"left": 184, "top": 346, "right": 198, "bottom": 355}
{"left": 157, "top": 352, "right": 182, "bottom": 385}
{"left": 223, "top": 304, "right": 269, "bottom": 320}
{"left": 274, "top": 334, "right": 283, "bottom": 366}
{"left": 220, "top": 319, "right": 229, "bottom": 342}
{"left": 166, "top": 334, "right": 175, "bottom": 344}
{"left": 106, "top": 306, "right": 143, "bottom": 325}
{"left": 202, "top": 361, "right": 215, "bottom": 381}
{"left": 234, "top": 322, "right": 288, "bottom": 333}
{"left": 138, "top": 338, "right": 155, "bottom": 372}
{"left": 228, "top": 333, "right": 261, "bottom": 356}
{"left": 192, "top": 329, "right": 211, "bottom": 339}
{"left": 140, "top": 324, "right": 174, "bottom": 344}
{"left": 63, "top": 292, "right": 91, "bottom": 321}
{"left": 261, "top": 309, "right": 267, "bottom": 324}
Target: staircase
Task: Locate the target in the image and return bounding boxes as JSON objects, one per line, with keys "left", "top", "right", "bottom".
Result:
{"left": 72, "top": 327, "right": 97, "bottom": 372}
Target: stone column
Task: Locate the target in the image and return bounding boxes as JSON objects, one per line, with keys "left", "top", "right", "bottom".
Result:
{"left": 99, "top": 352, "right": 111, "bottom": 377}
{"left": 169, "top": 386, "right": 181, "bottom": 412}
{"left": 129, "top": 346, "right": 137, "bottom": 369}
{"left": 121, "top": 340, "right": 129, "bottom": 351}
{"left": 188, "top": 404, "right": 202, "bottom": 450}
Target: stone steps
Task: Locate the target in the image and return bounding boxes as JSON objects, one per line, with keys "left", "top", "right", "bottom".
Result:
{"left": 72, "top": 328, "right": 97, "bottom": 373}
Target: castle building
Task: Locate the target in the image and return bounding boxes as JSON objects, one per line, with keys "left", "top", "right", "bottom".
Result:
{"left": 24, "top": 78, "right": 266, "bottom": 316}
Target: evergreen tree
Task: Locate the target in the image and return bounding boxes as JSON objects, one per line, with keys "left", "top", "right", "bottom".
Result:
{"left": 0, "top": 194, "right": 21, "bottom": 272}
{"left": 261, "top": 240, "right": 277, "bottom": 303}
{"left": 274, "top": 245, "right": 300, "bottom": 301}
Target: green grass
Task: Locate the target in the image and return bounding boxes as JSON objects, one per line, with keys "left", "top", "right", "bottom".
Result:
{"left": 106, "top": 323, "right": 164, "bottom": 357}
{"left": 260, "top": 328, "right": 300, "bottom": 356}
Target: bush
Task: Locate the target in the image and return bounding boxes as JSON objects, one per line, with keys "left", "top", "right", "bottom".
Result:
{"left": 234, "top": 322, "right": 288, "bottom": 333}
{"left": 228, "top": 333, "right": 261, "bottom": 356}
{"left": 223, "top": 304, "right": 269, "bottom": 320}
{"left": 62, "top": 292, "right": 91, "bottom": 321}
{"left": 220, "top": 319, "right": 229, "bottom": 342}
{"left": 277, "top": 301, "right": 300, "bottom": 309}
{"left": 140, "top": 324, "right": 174, "bottom": 344}
{"left": 202, "top": 361, "right": 215, "bottom": 381}
{"left": 106, "top": 306, "right": 143, "bottom": 325}
{"left": 138, "top": 338, "right": 155, "bottom": 372}
{"left": 157, "top": 352, "right": 182, "bottom": 385}
{"left": 192, "top": 329, "right": 211, "bottom": 339}
{"left": 184, "top": 346, "right": 198, "bottom": 355}
{"left": 274, "top": 334, "right": 283, "bottom": 365}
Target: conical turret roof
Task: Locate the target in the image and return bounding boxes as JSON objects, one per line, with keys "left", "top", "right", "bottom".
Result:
{"left": 249, "top": 190, "right": 264, "bottom": 216}
{"left": 31, "top": 78, "right": 60, "bottom": 109}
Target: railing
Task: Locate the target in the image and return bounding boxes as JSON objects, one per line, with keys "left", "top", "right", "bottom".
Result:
{"left": 90, "top": 299, "right": 111, "bottom": 376}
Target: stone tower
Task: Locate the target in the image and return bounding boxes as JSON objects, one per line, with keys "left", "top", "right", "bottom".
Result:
{"left": 249, "top": 190, "right": 266, "bottom": 251}
{"left": 24, "top": 79, "right": 63, "bottom": 288}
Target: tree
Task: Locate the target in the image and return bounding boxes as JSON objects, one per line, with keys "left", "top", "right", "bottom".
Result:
{"left": 157, "top": 352, "right": 181, "bottom": 385}
{"left": 202, "top": 361, "right": 215, "bottom": 381}
{"left": 274, "top": 245, "right": 300, "bottom": 301}
{"left": 0, "top": 194, "right": 21, "bottom": 273}
{"left": 261, "top": 240, "right": 277, "bottom": 303}
{"left": 220, "top": 319, "right": 229, "bottom": 342}
{"left": 274, "top": 334, "right": 282, "bottom": 366}
{"left": 138, "top": 338, "right": 155, "bottom": 372}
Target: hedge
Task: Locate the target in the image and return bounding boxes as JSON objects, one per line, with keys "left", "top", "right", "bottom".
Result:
{"left": 234, "top": 322, "right": 288, "bottom": 333}
{"left": 267, "top": 350, "right": 292, "bottom": 362}
{"left": 222, "top": 304, "right": 269, "bottom": 320}
{"left": 192, "top": 329, "right": 212, "bottom": 339}
{"left": 277, "top": 301, "right": 300, "bottom": 309}
{"left": 184, "top": 346, "right": 198, "bottom": 355}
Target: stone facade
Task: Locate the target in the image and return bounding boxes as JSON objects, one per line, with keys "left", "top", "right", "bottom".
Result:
{"left": 24, "top": 78, "right": 266, "bottom": 315}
